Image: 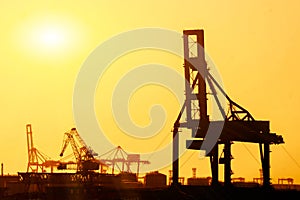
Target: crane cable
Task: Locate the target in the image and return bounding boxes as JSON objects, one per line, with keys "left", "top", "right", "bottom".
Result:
{"left": 242, "top": 143, "right": 261, "bottom": 166}
{"left": 281, "top": 145, "right": 300, "bottom": 169}
{"left": 242, "top": 143, "right": 300, "bottom": 170}
{"left": 180, "top": 151, "right": 196, "bottom": 168}
{"left": 140, "top": 130, "right": 171, "bottom": 171}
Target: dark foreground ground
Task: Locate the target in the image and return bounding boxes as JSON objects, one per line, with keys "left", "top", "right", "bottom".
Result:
{"left": 2, "top": 185, "right": 300, "bottom": 200}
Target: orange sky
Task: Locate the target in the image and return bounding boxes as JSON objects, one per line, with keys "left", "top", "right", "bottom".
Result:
{"left": 0, "top": 0, "right": 300, "bottom": 184}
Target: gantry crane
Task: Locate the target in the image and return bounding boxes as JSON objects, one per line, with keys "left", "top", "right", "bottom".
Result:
{"left": 26, "top": 124, "right": 60, "bottom": 173}
{"left": 172, "top": 30, "right": 284, "bottom": 187}
{"left": 98, "top": 146, "right": 150, "bottom": 176}
{"left": 59, "top": 127, "right": 104, "bottom": 172}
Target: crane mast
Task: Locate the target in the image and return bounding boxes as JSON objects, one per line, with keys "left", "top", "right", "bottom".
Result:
{"left": 26, "top": 124, "right": 42, "bottom": 172}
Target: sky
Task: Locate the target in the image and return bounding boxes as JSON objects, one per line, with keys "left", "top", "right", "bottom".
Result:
{"left": 1, "top": 0, "right": 300, "bottom": 184}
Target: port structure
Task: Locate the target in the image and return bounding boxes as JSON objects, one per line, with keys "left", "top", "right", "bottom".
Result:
{"left": 172, "top": 30, "right": 284, "bottom": 187}
{"left": 59, "top": 128, "right": 106, "bottom": 172}
{"left": 98, "top": 146, "right": 150, "bottom": 176}
{"left": 26, "top": 124, "right": 61, "bottom": 173}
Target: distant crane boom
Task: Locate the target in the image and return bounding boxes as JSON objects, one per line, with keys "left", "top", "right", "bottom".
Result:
{"left": 59, "top": 128, "right": 101, "bottom": 172}
{"left": 60, "top": 130, "right": 81, "bottom": 162}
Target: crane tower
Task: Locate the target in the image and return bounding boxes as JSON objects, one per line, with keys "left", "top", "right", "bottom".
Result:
{"left": 172, "top": 30, "right": 284, "bottom": 187}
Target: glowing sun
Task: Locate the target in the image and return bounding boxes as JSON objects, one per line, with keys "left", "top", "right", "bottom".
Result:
{"left": 15, "top": 13, "right": 87, "bottom": 59}
{"left": 38, "top": 27, "right": 65, "bottom": 48}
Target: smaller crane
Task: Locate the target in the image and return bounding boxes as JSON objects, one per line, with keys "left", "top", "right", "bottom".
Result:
{"left": 98, "top": 146, "right": 150, "bottom": 176}
{"left": 26, "top": 124, "right": 60, "bottom": 173}
{"left": 59, "top": 128, "right": 101, "bottom": 172}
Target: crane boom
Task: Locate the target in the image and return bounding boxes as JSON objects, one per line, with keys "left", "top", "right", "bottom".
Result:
{"left": 59, "top": 128, "right": 99, "bottom": 171}
{"left": 72, "top": 128, "right": 98, "bottom": 158}
{"left": 60, "top": 131, "right": 81, "bottom": 162}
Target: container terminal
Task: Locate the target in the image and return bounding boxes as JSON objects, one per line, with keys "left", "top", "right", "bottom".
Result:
{"left": 1, "top": 29, "right": 300, "bottom": 200}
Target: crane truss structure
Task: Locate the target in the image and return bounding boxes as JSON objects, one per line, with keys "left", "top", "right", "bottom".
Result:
{"left": 26, "top": 124, "right": 61, "bottom": 173}
{"left": 98, "top": 146, "right": 150, "bottom": 176}
{"left": 59, "top": 128, "right": 105, "bottom": 172}
{"left": 172, "top": 30, "right": 284, "bottom": 187}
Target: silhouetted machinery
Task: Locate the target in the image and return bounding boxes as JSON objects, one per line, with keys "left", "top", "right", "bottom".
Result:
{"left": 26, "top": 124, "right": 61, "bottom": 173}
{"left": 98, "top": 146, "right": 150, "bottom": 176}
{"left": 58, "top": 128, "right": 100, "bottom": 171}
{"left": 172, "top": 30, "right": 284, "bottom": 187}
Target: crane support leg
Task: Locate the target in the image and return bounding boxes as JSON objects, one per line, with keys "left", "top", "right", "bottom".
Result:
{"left": 210, "top": 144, "right": 219, "bottom": 186}
{"left": 262, "top": 143, "right": 270, "bottom": 187}
{"left": 172, "top": 128, "right": 179, "bottom": 185}
{"left": 224, "top": 142, "right": 232, "bottom": 187}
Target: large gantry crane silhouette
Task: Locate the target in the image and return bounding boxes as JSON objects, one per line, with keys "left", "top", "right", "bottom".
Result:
{"left": 172, "top": 30, "right": 284, "bottom": 188}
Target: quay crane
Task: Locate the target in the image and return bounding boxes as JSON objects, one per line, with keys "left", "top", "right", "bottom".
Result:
{"left": 26, "top": 124, "right": 60, "bottom": 173}
{"left": 172, "top": 30, "right": 284, "bottom": 187}
{"left": 98, "top": 145, "right": 150, "bottom": 176}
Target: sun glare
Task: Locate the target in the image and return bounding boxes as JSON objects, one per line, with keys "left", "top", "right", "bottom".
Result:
{"left": 31, "top": 23, "right": 70, "bottom": 53}
{"left": 14, "top": 13, "right": 88, "bottom": 60}
{"left": 38, "top": 27, "right": 64, "bottom": 48}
